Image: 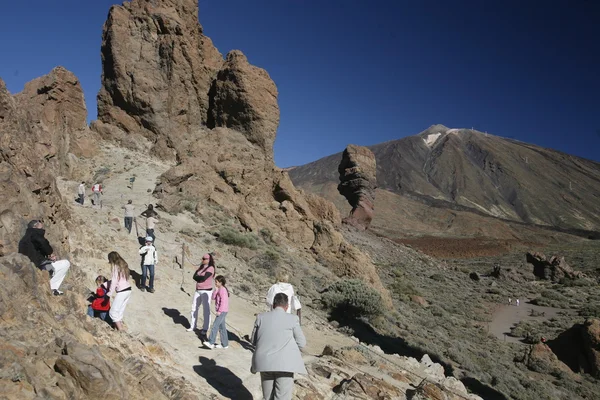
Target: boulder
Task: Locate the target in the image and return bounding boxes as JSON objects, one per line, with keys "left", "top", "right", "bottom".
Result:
{"left": 338, "top": 145, "right": 377, "bottom": 229}
{"left": 526, "top": 252, "right": 584, "bottom": 282}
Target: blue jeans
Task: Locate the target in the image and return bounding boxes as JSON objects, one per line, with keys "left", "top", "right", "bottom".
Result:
{"left": 146, "top": 229, "right": 155, "bottom": 241}
{"left": 87, "top": 305, "right": 108, "bottom": 321}
{"left": 124, "top": 217, "right": 133, "bottom": 233}
{"left": 208, "top": 312, "right": 228, "bottom": 347}
{"left": 142, "top": 264, "right": 155, "bottom": 290}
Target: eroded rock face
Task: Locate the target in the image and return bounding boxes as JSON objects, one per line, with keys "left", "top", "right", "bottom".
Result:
{"left": 526, "top": 252, "right": 585, "bottom": 282}
{"left": 548, "top": 319, "right": 600, "bottom": 378}
{"left": 0, "top": 254, "right": 197, "bottom": 400}
{"left": 0, "top": 68, "right": 95, "bottom": 255}
{"left": 97, "top": 0, "right": 223, "bottom": 157}
{"left": 207, "top": 50, "right": 280, "bottom": 156}
{"left": 338, "top": 145, "right": 377, "bottom": 229}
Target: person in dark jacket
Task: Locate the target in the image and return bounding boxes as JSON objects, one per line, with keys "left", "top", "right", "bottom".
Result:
{"left": 18, "top": 220, "right": 71, "bottom": 296}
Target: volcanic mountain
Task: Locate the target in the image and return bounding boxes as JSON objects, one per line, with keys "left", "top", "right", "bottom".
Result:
{"left": 289, "top": 125, "right": 600, "bottom": 247}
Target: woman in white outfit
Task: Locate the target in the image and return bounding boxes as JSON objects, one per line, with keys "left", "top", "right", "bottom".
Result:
{"left": 107, "top": 251, "right": 132, "bottom": 331}
{"left": 266, "top": 270, "right": 302, "bottom": 325}
{"left": 188, "top": 253, "right": 215, "bottom": 338}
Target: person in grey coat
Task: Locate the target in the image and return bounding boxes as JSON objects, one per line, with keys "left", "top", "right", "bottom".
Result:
{"left": 251, "top": 292, "right": 307, "bottom": 400}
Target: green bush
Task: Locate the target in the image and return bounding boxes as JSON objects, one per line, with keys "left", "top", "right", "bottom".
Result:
{"left": 322, "top": 279, "right": 384, "bottom": 320}
{"left": 217, "top": 228, "right": 258, "bottom": 249}
{"left": 255, "top": 248, "right": 280, "bottom": 272}
{"left": 579, "top": 304, "right": 600, "bottom": 318}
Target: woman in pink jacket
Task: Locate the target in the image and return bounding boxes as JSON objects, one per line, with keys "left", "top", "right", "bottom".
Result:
{"left": 188, "top": 253, "right": 215, "bottom": 338}
{"left": 203, "top": 275, "right": 229, "bottom": 349}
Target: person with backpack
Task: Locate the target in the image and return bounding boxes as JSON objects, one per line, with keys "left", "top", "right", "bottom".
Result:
{"left": 188, "top": 253, "right": 215, "bottom": 339}
{"left": 91, "top": 183, "right": 103, "bottom": 206}
{"left": 18, "top": 220, "right": 71, "bottom": 296}
{"left": 138, "top": 237, "right": 158, "bottom": 293}
{"left": 87, "top": 275, "right": 111, "bottom": 322}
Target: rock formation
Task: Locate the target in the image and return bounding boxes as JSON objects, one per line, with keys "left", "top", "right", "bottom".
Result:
{"left": 94, "top": 0, "right": 389, "bottom": 300}
{"left": 207, "top": 50, "right": 280, "bottom": 157}
{"left": 338, "top": 144, "right": 377, "bottom": 229}
{"left": 96, "top": 0, "right": 222, "bottom": 158}
{"left": 0, "top": 67, "right": 95, "bottom": 256}
{"left": 526, "top": 252, "right": 585, "bottom": 282}
{"left": 547, "top": 319, "right": 600, "bottom": 378}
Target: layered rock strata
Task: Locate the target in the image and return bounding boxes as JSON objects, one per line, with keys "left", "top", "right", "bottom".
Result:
{"left": 338, "top": 144, "right": 377, "bottom": 229}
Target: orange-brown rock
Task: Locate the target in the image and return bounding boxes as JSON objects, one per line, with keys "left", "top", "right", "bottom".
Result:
{"left": 207, "top": 50, "right": 280, "bottom": 157}
{"left": 338, "top": 145, "right": 377, "bottom": 230}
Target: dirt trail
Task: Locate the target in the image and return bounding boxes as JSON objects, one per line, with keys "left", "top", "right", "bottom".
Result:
{"left": 57, "top": 143, "right": 355, "bottom": 399}
{"left": 489, "top": 299, "right": 564, "bottom": 344}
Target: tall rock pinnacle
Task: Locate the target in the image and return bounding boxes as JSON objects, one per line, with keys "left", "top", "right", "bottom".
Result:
{"left": 338, "top": 145, "right": 377, "bottom": 230}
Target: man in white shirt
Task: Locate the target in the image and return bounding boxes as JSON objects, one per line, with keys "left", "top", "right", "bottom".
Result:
{"left": 121, "top": 200, "right": 135, "bottom": 234}
{"left": 146, "top": 215, "right": 158, "bottom": 241}
{"left": 77, "top": 182, "right": 85, "bottom": 205}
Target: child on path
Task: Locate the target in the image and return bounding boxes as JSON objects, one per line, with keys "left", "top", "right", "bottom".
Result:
{"left": 203, "top": 275, "right": 229, "bottom": 349}
{"left": 107, "top": 251, "right": 131, "bottom": 331}
{"left": 139, "top": 237, "right": 158, "bottom": 293}
{"left": 122, "top": 200, "right": 135, "bottom": 234}
{"left": 87, "top": 275, "right": 111, "bottom": 322}
{"left": 188, "top": 253, "right": 215, "bottom": 338}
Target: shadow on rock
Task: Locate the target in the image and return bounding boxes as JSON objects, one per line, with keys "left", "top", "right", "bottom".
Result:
{"left": 193, "top": 356, "right": 253, "bottom": 400}
{"left": 228, "top": 331, "right": 254, "bottom": 352}
{"left": 162, "top": 307, "right": 190, "bottom": 329}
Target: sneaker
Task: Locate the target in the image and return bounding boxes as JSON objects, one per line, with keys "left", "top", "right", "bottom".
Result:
{"left": 203, "top": 341, "right": 214, "bottom": 349}
{"left": 215, "top": 344, "right": 228, "bottom": 349}
{"left": 140, "top": 287, "right": 146, "bottom": 292}
{"left": 186, "top": 327, "right": 195, "bottom": 332}
{"left": 52, "top": 289, "right": 64, "bottom": 296}
{"left": 148, "top": 288, "right": 155, "bottom": 293}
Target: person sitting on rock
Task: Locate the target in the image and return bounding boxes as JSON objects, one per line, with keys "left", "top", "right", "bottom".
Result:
{"left": 266, "top": 270, "right": 302, "bottom": 325}
{"left": 18, "top": 220, "right": 71, "bottom": 296}
{"left": 87, "top": 275, "right": 111, "bottom": 322}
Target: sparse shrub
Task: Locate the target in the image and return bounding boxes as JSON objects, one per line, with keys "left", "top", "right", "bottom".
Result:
{"left": 93, "top": 166, "right": 110, "bottom": 182}
{"left": 255, "top": 248, "right": 280, "bottom": 272}
{"left": 260, "top": 228, "right": 274, "bottom": 244}
{"left": 322, "top": 279, "right": 384, "bottom": 321}
{"left": 430, "top": 274, "right": 445, "bottom": 282}
{"left": 216, "top": 228, "right": 258, "bottom": 249}
{"left": 239, "top": 284, "right": 251, "bottom": 293}
{"left": 579, "top": 304, "right": 600, "bottom": 318}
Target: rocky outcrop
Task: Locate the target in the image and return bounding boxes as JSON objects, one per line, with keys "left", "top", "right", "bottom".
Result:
{"left": 526, "top": 252, "right": 585, "bottom": 282}
{"left": 338, "top": 145, "right": 377, "bottom": 229}
{"left": 0, "top": 254, "right": 197, "bottom": 399}
{"left": 207, "top": 50, "right": 280, "bottom": 156}
{"left": 0, "top": 67, "right": 95, "bottom": 256}
{"left": 97, "top": 0, "right": 223, "bottom": 158}
{"left": 548, "top": 319, "right": 600, "bottom": 378}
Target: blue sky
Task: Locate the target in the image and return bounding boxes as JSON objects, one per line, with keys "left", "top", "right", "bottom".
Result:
{"left": 0, "top": 1, "right": 598, "bottom": 167}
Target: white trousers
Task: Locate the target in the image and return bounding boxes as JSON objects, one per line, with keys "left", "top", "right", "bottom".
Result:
{"left": 190, "top": 289, "right": 212, "bottom": 332}
{"left": 109, "top": 290, "right": 132, "bottom": 323}
{"left": 50, "top": 260, "right": 70, "bottom": 290}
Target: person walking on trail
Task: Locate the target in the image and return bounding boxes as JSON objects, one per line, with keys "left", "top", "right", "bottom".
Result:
{"left": 188, "top": 253, "right": 215, "bottom": 339}
{"left": 203, "top": 275, "right": 229, "bottom": 349}
{"left": 266, "top": 270, "right": 302, "bottom": 325}
{"left": 91, "top": 183, "right": 103, "bottom": 206}
{"left": 508, "top": 298, "right": 512, "bottom": 306}
{"left": 139, "top": 237, "right": 158, "bottom": 293}
{"left": 251, "top": 292, "right": 307, "bottom": 400}
{"left": 122, "top": 200, "right": 135, "bottom": 234}
{"left": 107, "top": 251, "right": 131, "bottom": 331}
{"left": 18, "top": 220, "right": 71, "bottom": 296}
{"left": 516, "top": 298, "right": 520, "bottom": 307}
{"left": 140, "top": 204, "right": 157, "bottom": 218}
{"left": 77, "top": 182, "right": 85, "bottom": 205}
{"left": 144, "top": 213, "right": 158, "bottom": 241}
